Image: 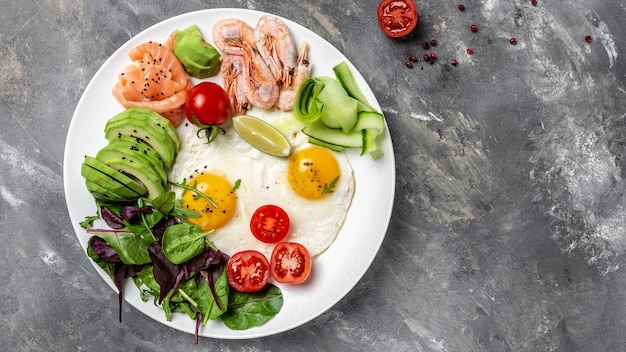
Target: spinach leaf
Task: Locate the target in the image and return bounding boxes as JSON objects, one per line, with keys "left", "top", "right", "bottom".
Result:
{"left": 172, "top": 299, "right": 197, "bottom": 321}
{"left": 196, "top": 269, "right": 229, "bottom": 325}
{"left": 88, "top": 229, "right": 155, "bottom": 265}
{"left": 148, "top": 191, "right": 176, "bottom": 214}
{"left": 133, "top": 265, "right": 160, "bottom": 303}
{"left": 170, "top": 276, "right": 199, "bottom": 303}
{"left": 161, "top": 223, "right": 212, "bottom": 264}
{"left": 220, "top": 284, "right": 283, "bottom": 330}
{"left": 86, "top": 240, "right": 116, "bottom": 277}
{"left": 148, "top": 243, "right": 179, "bottom": 304}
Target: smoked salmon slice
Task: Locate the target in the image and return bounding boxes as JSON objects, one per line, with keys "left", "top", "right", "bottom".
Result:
{"left": 112, "top": 39, "right": 190, "bottom": 127}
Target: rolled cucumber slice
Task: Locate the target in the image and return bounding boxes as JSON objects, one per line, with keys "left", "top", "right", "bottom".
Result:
{"left": 302, "top": 119, "right": 362, "bottom": 148}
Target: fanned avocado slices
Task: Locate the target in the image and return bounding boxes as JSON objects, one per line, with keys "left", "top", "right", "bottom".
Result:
{"left": 82, "top": 107, "right": 181, "bottom": 202}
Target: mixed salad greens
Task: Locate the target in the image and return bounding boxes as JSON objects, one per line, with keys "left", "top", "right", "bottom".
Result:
{"left": 80, "top": 191, "right": 283, "bottom": 343}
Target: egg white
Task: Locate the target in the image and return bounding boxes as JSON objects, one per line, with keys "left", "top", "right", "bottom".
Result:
{"left": 168, "top": 108, "right": 355, "bottom": 259}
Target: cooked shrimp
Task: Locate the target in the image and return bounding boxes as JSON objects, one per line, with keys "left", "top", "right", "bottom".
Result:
{"left": 112, "top": 41, "right": 190, "bottom": 127}
{"left": 276, "top": 41, "right": 311, "bottom": 111}
{"left": 221, "top": 54, "right": 251, "bottom": 115}
{"left": 254, "top": 15, "right": 297, "bottom": 86}
{"left": 240, "top": 45, "right": 280, "bottom": 110}
{"left": 212, "top": 18, "right": 255, "bottom": 56}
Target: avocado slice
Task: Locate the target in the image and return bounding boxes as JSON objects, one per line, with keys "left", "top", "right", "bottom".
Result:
{"left": 107, "top": 107, "right": 180, "bottom": 153}
{"left": 97, "top": 143, "right": 167, "bottom": 186}
{"left": 83, "top": 156, "right": 147, "bottom": 196}
{"left": 108, "top": 135, "right": 165, "bottom": 169}
{"left": 85, "top": 179, "right": 129, "bottom": 202}
{"left": 95, "top": 154, "right": 165, "bottom": 200}
{"left": 173, "top": 24, "right": 222, "bottom": 78}
{"left": 140, "top": 108, "right": 181, "bottom": 153}
{"left": 81, "top": 162, "right": 141, "bottom": 200}
{"left": 105, "top": 117, "right": 176, "bottom": 169}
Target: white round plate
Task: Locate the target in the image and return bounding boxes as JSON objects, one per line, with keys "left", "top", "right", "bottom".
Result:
{"left": 63, "top": 8, "right": 395, "bottom": 339}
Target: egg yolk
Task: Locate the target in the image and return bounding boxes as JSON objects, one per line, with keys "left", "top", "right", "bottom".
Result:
{"left": 287, "top": 146, "right": 341, "bottom": 199}
{"left": 181, "top": 173, "right": 236, "bottom": 231}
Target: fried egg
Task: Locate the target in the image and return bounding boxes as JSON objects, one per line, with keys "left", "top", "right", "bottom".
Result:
{"left": 168, "top": 109, "right": 354, "bottom": 259}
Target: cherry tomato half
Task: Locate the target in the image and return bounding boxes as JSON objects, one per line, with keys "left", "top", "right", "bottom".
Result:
{"left": 377, "top": 0, "right": 419, "bottom": 38}
{"left": 185, "top": 82, "right": 232, "bottom": 126}
{"left": 270, "top": 242, "right": 312, "bottom": 285}
{"left": 250, "top": 205, "right": 290, "bottom": 243}
{"left": 226, "top": 250, "right": 270, "bottom": 292}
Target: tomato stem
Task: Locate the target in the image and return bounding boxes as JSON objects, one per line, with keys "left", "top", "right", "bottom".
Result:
{"left": 192, "top": 116, "right": 226, "bottom": 144}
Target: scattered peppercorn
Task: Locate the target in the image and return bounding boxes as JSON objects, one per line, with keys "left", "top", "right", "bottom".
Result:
{"left": 430, "top": 39, "right": 438, "bottom": 46}
{"left": 585, "top": 35, "right": 592, "bottom": 43}
{"left": 510, "top": 37, "right": 517, "bottom": 45}
{"left": 430, "top": 53, "right": 437, "bottom": 61}
{"left": 531, "top": 0, "right": 537, "bottom": 5}
{"left": 458, "top": 4, "right": 465, "bottom": 11}
{"left": 423, "top": 54, "right": 431, "bottom": 61}
{"left": 451, "top": 59, "right": 458, "bottom": 66}
{"left": 470, "top": 23, "right": 478, "bottom": 32}
{"left": 422, "top": 41, "right": 430, "bottom": 50}
{"left": 405, "top": 60, "right": 414, "bottom": 68}
{"left": 408, "top": 55, "right": 418, "bottom": 62}
{"left": 466, "top": 47, "right": 474, "bottom": 54}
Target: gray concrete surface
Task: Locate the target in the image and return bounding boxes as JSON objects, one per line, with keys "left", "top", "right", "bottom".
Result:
{"left": 2, "top": 1, "right": 626, "bottom": 351}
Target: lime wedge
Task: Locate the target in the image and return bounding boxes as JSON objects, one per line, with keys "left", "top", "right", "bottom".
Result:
{"left": 232, "top": 114, "right": 291, "bottom": 157}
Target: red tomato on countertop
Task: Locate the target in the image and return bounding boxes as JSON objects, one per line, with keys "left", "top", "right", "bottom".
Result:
{"left": 250, "top": 205, "right": 291, "bottom": 244}
{"left": 377, "top": 0, "right": 419, "bottom": 38}
{"left": 270, "top": 242, "right": 312, "bottom": 285}
{"left": 226, "top": 250, "right": 271, "bottom": 292}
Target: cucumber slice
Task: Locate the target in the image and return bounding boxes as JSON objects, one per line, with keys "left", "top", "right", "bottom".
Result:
{"left": 361, "top": 129, "right": 384, "bottom": 160}
{"left": 333, "top": 61, "right": 375, "bottom": 111}
{"left": 355, "top": 111, "right": 385, "bottom": 135}
{"left": 294, "top": 78, "right": 324, "bottom": 123}
{"left": 316, "top": 77, "right": 358, "bottom": 133}
{"left": 307, "top": 137, "right": 344, "bottom": 152}
{"left": 355, "top": 111, "right": 385, "bottom": 159}
{"left": 302, "top": 119, "right": 362, "bottom": 148}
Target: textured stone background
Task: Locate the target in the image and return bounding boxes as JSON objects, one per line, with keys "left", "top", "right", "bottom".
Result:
{"left": 2, "top": 1, "right": 626, "bottom": 351}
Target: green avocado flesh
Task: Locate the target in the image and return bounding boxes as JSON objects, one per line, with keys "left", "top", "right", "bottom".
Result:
{"left": 104, "top": 111, "right": 177, "bottom": 169}
{"left": 173, "top": 24, "right": 221, "bottom": 78}
{"left": 107, "top": 135, "right": 164, "bottom": 169}
{"left": 97, "top": 143, "right": 167, "bottom": 186}
{"left": 81, "top": 162, "right": 143, "bottom": 200}
{"left": 82, "top": 106, "right": 180, "bottom": 202}
{"left": 95, "top": 155, "right": 165, "bottom": 200}
{"left": 106, "top": 107, "right": 180, "bottom": 150}
{"left": 82, "top": 156, "right": 147, "bottom": 197}
{"left": 85, "top": 179, "right": 130, "bottom": 202}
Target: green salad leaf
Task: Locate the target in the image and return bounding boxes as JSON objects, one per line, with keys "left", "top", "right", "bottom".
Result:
{"left": 220, "top": 284, "right": 284, "bottom": 330}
